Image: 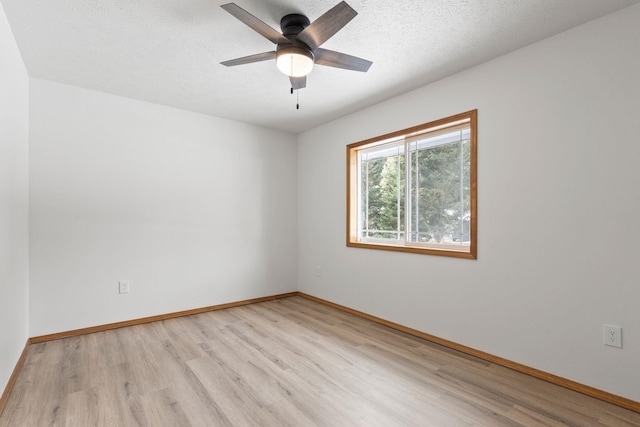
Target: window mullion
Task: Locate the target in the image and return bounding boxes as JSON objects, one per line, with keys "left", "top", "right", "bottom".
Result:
{"left": 404, "top": 140, "right": 410, "bottom": 245}
{"left": 396, "top": 147, "right": 401, "bottom": 240}
{"left": 365, "top": 157, "right": 369, "bottom": 239}
{"left": 459, "top": 131, "right": 464, "bottom": 242}
{"left": 415, "top": 141, "right": 419, "bottom": 243}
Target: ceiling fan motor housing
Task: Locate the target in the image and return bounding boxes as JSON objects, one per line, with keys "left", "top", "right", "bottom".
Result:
{"left": 280, "top": 14, "right": 311, "bottom": 38}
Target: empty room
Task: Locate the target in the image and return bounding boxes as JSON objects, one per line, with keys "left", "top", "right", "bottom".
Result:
{"left": 1, "top": 0, "right": 640, "bottom": 425}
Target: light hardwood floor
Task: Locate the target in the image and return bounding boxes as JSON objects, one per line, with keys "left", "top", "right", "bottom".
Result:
{"left": 1, "top": 296, "right": 639, "bottom": 426}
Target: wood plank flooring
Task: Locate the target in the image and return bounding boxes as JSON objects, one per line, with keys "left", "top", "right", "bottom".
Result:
{"left": 1, "top": 296, "right": 639, "bottom": 426}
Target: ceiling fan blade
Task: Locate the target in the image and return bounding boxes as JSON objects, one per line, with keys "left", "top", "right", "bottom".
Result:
{"left": 297, "top": 1, "right": 357, "bottom": 50}
{"left": 314, "top": 48, "right": 372, "bottom": 72}
{"left": 221, "top": 51, "right": 275, "bottom": 67}
{"left": 290, "top": 76, "right": 307, "bottom": 90}
{"left": 221, "top": 3, "right": 289, "bottom": 45}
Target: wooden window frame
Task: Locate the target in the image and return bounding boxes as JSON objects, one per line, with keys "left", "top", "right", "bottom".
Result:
{"left": 347, "top": 110, "right": 477, "bottom": 259}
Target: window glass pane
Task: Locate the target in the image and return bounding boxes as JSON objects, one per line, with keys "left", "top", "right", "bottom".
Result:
{"left": 407, "top": 129, "right": 470, "bottom": 245}
{"left": 359, "top": 144, "right": 405, "bottom": 241}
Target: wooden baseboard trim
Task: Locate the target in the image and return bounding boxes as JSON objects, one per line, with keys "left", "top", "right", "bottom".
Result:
{"left": 30, "top": 292, "right": 298, "bottom": 344}
{"left": 297, "top": 292, "right": 640, "bottom": 414}
{"left": 0, "top": 339, "right": 30, "bottom": 417}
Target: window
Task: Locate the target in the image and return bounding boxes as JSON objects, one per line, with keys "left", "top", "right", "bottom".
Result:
{"left": 347, "top": 110, "right": 477, "bottom": 258}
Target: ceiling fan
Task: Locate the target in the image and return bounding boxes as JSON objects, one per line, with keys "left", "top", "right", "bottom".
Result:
{"left": 220, "top": 1, "right": 372, "bottom": 92}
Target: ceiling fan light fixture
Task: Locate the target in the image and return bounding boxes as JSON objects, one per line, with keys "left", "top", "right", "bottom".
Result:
{"left": 276, "top": 46, "right": 314, "bottom": 77}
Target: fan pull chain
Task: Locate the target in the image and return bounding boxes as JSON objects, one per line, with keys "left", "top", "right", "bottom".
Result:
{"left": 290, "top": 86, "right": 300, "bottom": 110}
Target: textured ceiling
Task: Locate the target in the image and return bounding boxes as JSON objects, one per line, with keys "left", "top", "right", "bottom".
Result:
{"left": 3, "top": 0, "right": 639, "bottom": 133}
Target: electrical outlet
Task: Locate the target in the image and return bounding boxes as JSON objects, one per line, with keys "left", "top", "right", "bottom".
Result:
{"left": 118, "top": 280, "right": 130, "bottom": 294}
{"left": 603, "top": 324, "right": 622, "bottom": 348}
{"left": 315, "top": 265, "right": 322, "bottom": 277}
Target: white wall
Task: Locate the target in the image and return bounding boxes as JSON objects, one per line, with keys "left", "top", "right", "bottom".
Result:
{"left": 298, "top": 4, "right": 640, "bottom": 401}
{"left": 29, "top": 79, "right": 298, "bottom": 336}
{"left": 0, "top": 1, "right": 29, "bottom": 394}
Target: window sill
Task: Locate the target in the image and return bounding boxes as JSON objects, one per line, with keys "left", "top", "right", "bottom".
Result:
{"left": 347, "top": 240, "right": 477, "bottom": 259}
